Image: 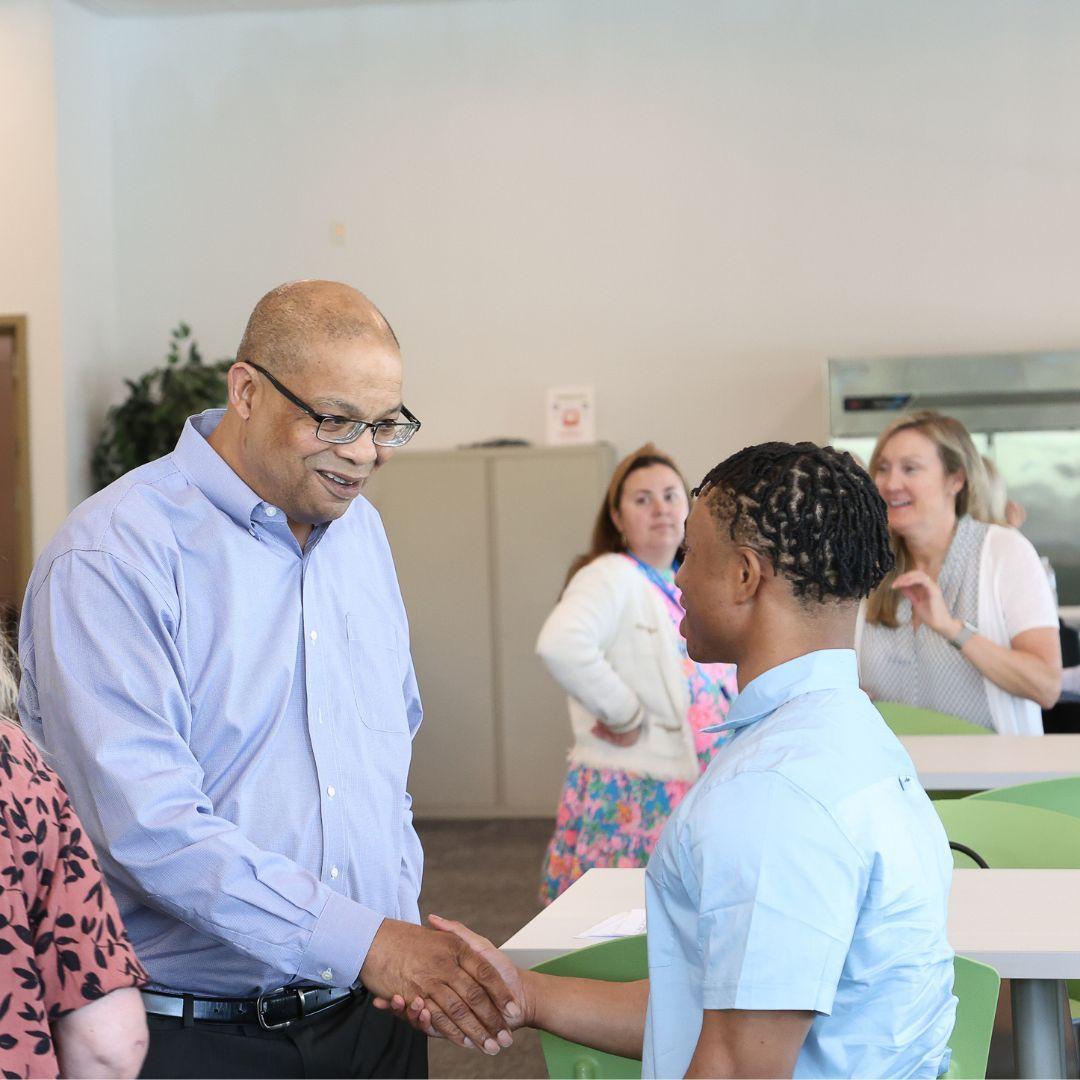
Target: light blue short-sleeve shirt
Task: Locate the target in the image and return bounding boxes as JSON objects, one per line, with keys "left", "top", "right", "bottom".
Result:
{"left": 643, "top": 649, "right": 956, "bottom": 1079}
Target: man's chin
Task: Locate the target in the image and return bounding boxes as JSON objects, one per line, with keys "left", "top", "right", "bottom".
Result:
{"left": 289, "top": 499, "right": 353, "bottom": 528}
{"left": 686, "top": 638, "right": 730, "bottom": 666}
{"left": 315, "top": 501, "right": 353, "bottom": 522}
{"left": 686, "top": 642, "right": 709, "bottom": 664}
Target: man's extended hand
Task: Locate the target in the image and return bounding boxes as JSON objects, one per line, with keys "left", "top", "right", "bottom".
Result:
{"left": 372, "top": 915, "right": 533, "bottom": 1049}
{"left": 360, "top": 917, "right": 520, "bottom": 1054}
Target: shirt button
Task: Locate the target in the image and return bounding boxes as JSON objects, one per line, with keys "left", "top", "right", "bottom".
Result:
{"left": 265, "top": 506, "right": 278, "bottom": 517}
{"left": 310, "top": 630, "right": 318, "bottom": 641}
{"left": 321, "top": 968, "right": 333, "bottom": 982}
{"left": 327, "top": 785, "right": 336, "bottom": 798}
{"left": 330, "top": 866, "right": 339, "bottom": 879}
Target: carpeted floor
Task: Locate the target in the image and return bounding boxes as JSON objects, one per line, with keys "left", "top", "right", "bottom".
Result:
{"left": 414, "top": 818, "right": 554, "bottom": 1079}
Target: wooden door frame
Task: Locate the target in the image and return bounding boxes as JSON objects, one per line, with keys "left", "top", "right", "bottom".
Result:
{"left": 0, "top": 315, "right": 32, "bottom": 610}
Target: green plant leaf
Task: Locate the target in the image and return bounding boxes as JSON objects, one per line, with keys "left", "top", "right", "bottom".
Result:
{"left": 90, "top": 323, "right": 232, "bottom": 491}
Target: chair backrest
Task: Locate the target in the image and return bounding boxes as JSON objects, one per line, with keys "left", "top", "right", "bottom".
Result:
{"left": 944, "top": 956, "right": 1001, "bottom": 1079}
{"left": 533, "top": 936, "right": 646, "bottom": 1080}
{"left": 939, "top": 794, "right": 1080, "bottom": 1028}
{"left": 875, "top": 701, "right": 991, "bottom": 736}
{"left": 968, "top": 776, "right": 1080, "bottom": 820}
{"left": 531, "top": 935, "right": 986, "bottom": 1079}
{"left": 935, "top": 798, "right": 1080, "bottom": 868}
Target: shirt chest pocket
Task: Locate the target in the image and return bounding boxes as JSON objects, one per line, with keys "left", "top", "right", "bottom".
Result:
{"left": 346, "top": 617, "right": 409, "bottom": 734}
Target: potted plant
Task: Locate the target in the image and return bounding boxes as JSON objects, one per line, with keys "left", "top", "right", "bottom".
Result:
{"left": 91, "top": 324, "right": 233, "bottom": 491}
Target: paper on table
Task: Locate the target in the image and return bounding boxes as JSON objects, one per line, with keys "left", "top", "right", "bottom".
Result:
{"left": 577, "top": 908, "right": 647, "bottom": 939}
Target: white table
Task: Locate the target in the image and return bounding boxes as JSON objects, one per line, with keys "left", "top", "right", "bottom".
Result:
{"left": 504, "top": 867, "right": 1080, "bottom": 1079}
{"left": 900, "top": 734, "right": 1080, "bottom": 791}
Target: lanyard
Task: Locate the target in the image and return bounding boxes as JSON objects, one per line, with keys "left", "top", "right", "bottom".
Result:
{"left": 625, "top": 553, "right": 682, "bottom": 612}
{"left": 624, "top": 553, "right": 732, "bottom": 704}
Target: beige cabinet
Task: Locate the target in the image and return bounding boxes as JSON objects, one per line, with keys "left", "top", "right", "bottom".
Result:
{"left": 364, "top": 443, "right": 614, "bottom": 816}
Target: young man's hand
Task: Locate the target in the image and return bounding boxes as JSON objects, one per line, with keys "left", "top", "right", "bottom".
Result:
{"left": 361, "top": 917, "right": 521, "bottom": 1055}
{"left": 371, "top": 915, "right": 532, "bottom": 1050}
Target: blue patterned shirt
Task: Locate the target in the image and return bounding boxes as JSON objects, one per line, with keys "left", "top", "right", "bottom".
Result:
{"left": 18, "top": 410, "right": 423, "bottom": 996}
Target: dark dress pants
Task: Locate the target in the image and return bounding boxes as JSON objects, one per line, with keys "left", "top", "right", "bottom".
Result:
{"left": 140, "top": 990, "right": 428, "bottom": 1079}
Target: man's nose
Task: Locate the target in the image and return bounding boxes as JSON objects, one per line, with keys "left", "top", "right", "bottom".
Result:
{"left": 335, "top": 429, "right": 379, "bottom": 468}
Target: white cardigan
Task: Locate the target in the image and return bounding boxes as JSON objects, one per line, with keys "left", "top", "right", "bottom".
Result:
{"left": 536, "top": 553, "right": 700, "bottom": 782}
{"left": 856, "top": 524, "right": 1058, "bottom": 735}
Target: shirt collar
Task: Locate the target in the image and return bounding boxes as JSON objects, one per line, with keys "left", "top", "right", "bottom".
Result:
{"left": 172, "top": 410, "right": 268, "bottom": 531}
{"left": 702, "top": 649, "right": 860, "bottom": 734}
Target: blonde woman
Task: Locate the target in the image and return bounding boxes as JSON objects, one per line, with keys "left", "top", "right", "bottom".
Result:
{"left": 0, "top": 638, "right": 149, "bottom": 1078}
{"left": 857, "top": 411, "right": 1061, "bottom": 733}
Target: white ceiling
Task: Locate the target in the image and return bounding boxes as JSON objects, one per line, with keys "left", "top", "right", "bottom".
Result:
{"left": 72, "top": 0, "right": 400, "bottom": 15}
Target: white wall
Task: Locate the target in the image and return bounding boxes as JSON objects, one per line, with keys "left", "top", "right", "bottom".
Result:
{"left": 0, "top": 0, "right": 69, "bottom": 550}
{"left": 54, "top": 0, "right": 118, "bottom": 503}
{"left": 83, "top": 0, "right": 1080, "bottom": 496}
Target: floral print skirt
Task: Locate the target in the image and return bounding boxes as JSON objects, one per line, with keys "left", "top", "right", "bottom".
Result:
{"left": 539, "top": 763, "right": 694, "bottom": 906}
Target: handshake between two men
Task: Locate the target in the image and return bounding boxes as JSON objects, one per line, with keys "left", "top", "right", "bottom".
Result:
{"left": 363, "top": 913, "right": 650, "bottom": 1067}
{"left": 361, "top": 915, "right": 528, "bottom": 1057}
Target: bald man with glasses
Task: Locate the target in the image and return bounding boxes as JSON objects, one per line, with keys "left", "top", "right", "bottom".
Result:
{"left": 18, "top": 281, "right": 517, "bottom": 1078}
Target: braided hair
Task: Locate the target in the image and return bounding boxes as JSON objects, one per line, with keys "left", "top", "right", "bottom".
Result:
{"left": 694, "top": 442, "right": 894, "bottom": 604}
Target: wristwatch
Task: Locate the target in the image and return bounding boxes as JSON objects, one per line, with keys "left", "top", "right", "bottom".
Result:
{"left": 948, "top": 621, "right": 978, "bottom": 650}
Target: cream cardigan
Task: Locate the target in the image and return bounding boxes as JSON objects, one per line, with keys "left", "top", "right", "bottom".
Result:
{"left": 536, "top": 553, "right": 700, "bottom": 782}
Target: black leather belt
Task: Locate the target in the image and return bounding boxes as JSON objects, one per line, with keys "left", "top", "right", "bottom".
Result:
{"left": 141, "top": 985, "right": 356, "bottom": 1030}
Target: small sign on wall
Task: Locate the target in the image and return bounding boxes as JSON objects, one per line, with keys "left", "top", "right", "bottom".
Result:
{"left": 546, "top": 386, "right": 596, "bottom": 445}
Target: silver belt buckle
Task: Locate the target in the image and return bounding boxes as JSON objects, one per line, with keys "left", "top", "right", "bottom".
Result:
{"left": 256, "top": 987, "right": 311, "bottom": 1031}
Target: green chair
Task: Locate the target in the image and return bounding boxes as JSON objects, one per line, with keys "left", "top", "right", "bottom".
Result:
{"left": 532, "top": 935, "right": 996, "bottom": 1080}
{"left": 935, "top": 799, "right": 1080, "bottom": 869}
{"left": 532, "top": 935, "right": 645, "bottom": 1080}
{"left": 944, "top": 956, "right": 1001, "bottom": 1080}
{"left": 936, "top": 798, "right": 1080, "bottom": 1031}
{"left": 875, "top": 701, "right": 992, "bottom": 737}
{"left": 968, "top": 777, "right": 1080, "bottom": 821}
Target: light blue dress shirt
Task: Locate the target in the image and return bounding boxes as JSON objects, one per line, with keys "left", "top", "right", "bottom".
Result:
{"left": 18, "top": 410, "right": 423, "bottom": 996}
{"left": 643, "top": 649, "right": 956, "bottom": 1079}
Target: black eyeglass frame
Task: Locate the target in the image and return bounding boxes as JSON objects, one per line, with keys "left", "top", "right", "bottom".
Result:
{"left": 247, "top": 361, "right": 421, "bottom": 446}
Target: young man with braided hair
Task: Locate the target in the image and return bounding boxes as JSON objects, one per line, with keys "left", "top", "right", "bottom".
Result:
{"left": 382, "top": 441, "right": 956, "bottom": 1078}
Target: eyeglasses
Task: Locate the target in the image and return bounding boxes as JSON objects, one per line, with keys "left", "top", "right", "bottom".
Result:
{"left": 248, "top": 362, "right": 421, "bottom": 447}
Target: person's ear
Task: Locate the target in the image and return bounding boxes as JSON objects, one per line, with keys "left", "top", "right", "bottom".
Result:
{"left": 227, "top": 363, "right": 258, "bottom": 420}
{"left": 733, "top": 546, "right": 767, "bottom": 603}
{"left": 946, "top": 469, "right": 965, "bottom": 499}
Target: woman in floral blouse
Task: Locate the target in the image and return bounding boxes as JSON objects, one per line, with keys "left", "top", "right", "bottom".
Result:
{"left": 536, "top": 445, "right": 738, "bottom": 903}
{"left": 0, "top": 635, "right": 148, "bottom": 1078}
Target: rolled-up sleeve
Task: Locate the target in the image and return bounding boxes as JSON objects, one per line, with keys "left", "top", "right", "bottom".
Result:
{"left": 685, "top": 771, "right": 866, "bottom": 1014}
{"left": 22, "top": 549, "right": 382, "bottom": 986}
